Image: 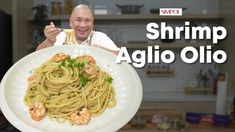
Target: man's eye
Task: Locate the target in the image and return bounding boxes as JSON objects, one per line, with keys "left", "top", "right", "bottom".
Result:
{"left": 84, "top": 19, "right": 91, "bottom": 23}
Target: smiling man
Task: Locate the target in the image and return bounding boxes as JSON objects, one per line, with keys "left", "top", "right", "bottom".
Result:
{"left": 37, "top": 4, "right": 119, "bottom": 54}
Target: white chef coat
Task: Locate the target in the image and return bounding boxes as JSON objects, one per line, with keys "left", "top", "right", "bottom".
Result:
{"left": 54, "top": 30, "right": 119, "bottom": 51}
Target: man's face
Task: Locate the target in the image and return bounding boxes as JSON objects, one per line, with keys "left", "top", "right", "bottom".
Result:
{"left": 70, "top": 8, "right": 94, "bottom": 42}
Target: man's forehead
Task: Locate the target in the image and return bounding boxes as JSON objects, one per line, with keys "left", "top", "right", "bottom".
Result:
{"left": 71, "top": 8, "right": 93, "bottom": 18}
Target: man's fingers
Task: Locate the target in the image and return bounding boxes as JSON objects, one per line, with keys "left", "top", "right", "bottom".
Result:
{"left": 44, "top": 22, "right": 56, "bottom": 32}
{"left": 42, "top": 22, "right": 59, "bottom": 43}
{"left": 46, "top": 31, "right": 60, "bottom": 38}
{"left": 45, "top": 27, "right": 59, "bottom": 35}
{"left": 50, "top": 22, "right": 55, "bottom": 27}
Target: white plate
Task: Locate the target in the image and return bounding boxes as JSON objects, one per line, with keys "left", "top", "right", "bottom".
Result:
{"left": 0, "top": 45, "right": 143, "bottom": 132}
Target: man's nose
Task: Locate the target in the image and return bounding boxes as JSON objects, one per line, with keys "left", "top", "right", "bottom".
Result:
{"left": 79, "top": 21, "right": 86, "bottom": 27}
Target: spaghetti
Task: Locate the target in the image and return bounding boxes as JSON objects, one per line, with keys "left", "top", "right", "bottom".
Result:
{"left": 24, "top": 53, "right": 116, "bottom": 125}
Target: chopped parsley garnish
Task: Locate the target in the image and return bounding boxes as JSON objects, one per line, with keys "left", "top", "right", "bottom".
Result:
{"left": 106, "top": 77, "right": 113, "bottom": 83}
{"left": 59, "top": 59, "right": 85, "bottom": 69}
{"left": 67, "top": 58, "right": 76, "bottom": 63}
{"left": 60, "top": 61, "right": 66, "bottom": 67}
{"left": 79, "top": 74, "right": 90, "bottom": 87}
{"left": 73, "top": 62, "right": 85, "bottom": 68}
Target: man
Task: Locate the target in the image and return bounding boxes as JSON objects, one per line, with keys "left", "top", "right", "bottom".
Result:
{"left": 37, "top": 4, "right": 119, "bottom": 54}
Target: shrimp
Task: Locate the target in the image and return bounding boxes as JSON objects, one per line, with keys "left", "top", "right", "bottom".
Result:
{"left": 52, "top": 53, "right": 69, "bottom": 62}
{"left": 28, "top": 74, "right": 36, "bottom": 82}
{"left": 84, "top": 67, "right": 97, "bottom": 78}
{"left": 85, "top": 55, "right": 96, "bottom": 64}
{"left": 77, "top": 55, "right": 96, "bottom": 64}
{"left": 70, "top": 107, "right": 91, "bottom": 125}
{"left": 29, "top": 102, "right": 46, "bottom": 121}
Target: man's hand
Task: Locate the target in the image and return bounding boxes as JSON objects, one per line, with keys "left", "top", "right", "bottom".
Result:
{"left": 36, "top": 22, "right": 61, "bottom": 50}
{"left": 44, "top": 22, "right": 60, "bottom": 44}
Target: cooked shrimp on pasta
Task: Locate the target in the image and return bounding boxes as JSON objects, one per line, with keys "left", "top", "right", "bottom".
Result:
{"left": 24, "top": 53, "right": 116, "bottom": 125}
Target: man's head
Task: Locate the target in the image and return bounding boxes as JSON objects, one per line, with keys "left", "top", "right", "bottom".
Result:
{"left": 70, "top": 4, "right": 94, "bottom": 43}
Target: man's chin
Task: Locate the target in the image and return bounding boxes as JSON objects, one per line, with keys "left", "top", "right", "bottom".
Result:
{"left": 76, "top": 36, "right": 88, "bottom": 41}
{"left": 76, "top": 34, "right": 88, "bottom": 40}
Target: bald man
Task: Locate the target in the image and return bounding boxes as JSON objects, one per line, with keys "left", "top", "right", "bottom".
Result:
{"left": 37, "top": 4, "right": 119, "bottom": 54}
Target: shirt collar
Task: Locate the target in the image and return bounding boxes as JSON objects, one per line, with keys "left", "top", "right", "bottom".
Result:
{"left": 79, "top": 31, "right": 94, "bottom": 45}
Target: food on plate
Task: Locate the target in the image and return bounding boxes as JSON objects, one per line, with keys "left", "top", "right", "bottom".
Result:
{"left": 70, "top": 107, "right": 91, "bottom": 125}
{"left": 24, "top": 53, "right": 116, "bottom": 125}
{"left": 29, "top": 102, "right": 46, "bottom": 121}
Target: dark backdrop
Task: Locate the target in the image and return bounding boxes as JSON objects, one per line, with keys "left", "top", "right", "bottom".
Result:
{"left": 0, "top": 9, "right": 12, "bottom": 81}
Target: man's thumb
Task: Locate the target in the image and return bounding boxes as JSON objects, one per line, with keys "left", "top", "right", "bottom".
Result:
{"left": 50, "top": 22, "right": 55, "bottom": 27}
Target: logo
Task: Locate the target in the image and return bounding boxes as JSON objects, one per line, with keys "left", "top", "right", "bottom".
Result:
{"left": 159, "top": 8, "right": 182, "bottom": 16}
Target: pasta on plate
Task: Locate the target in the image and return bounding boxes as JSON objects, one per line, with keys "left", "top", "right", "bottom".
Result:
{"left": 23, "top": 53, "right": 116, "bottom": 125}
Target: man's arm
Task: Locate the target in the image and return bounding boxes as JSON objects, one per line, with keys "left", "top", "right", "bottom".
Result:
{"left": 36, "top": 39, "right": 54, "bottom": 50}
{"left": 36, "top": 22, "right": 60, "bottom": 51}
